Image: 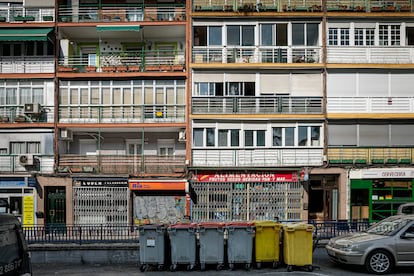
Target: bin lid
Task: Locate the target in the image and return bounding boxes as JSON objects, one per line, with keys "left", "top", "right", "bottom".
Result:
{"left": 283, "top": 223, "right": 314, "bottom": 232}
{"left": 253, "top": 220, "right": 281, "bottom": 227}
{"left": 169, "top": 222, "right": 198, "bottom": 229}
{"left": 198, "top": 222, "right": 225, "bottom": 228}
{"left": 139, "top": 223, "right": 166, "bottom": 230}
{"left": 225, "top": 221, "right": 254, "bottom": 227}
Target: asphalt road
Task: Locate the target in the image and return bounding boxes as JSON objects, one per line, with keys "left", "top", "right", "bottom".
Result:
{"left": 32, "top": 247, "right": 414, "bottom": 276}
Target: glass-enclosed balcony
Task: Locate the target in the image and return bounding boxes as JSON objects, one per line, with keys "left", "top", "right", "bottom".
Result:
{"left": 58, "top": 154, "right": 186, "bottom": 175}
{"left": 327, "top": 47, "right": 414, "bottom": 64}
{"left": 193, "top": 46, "right": 321, "bottom": 64}
{"left": 0, "top": 56, "right": 54, "bottom": 74}
{"left": 192, "top": 96, "right": 323, "bottom": 114}
{"left": 328, "top": 147, "right": 414, "bottom": 165}
{"left": 58, "top": 50, "right": 185, "bottom": 73}
{"left": 59, "top": 105, "right": 185, "bottom": 123}
{"left": 58, "top": 2, "right": 186, "bottom": 23}
{"left": 192, "top": 0, "right": 413, "bottom": 13}
{"left": 192, "top": 148, "right": 324, "bottom": 167}
{"left": 327, "top": 97, "right": 414, "bottom": 114}
{"left": 0, "top": 105, "right": 54, "bottom": 123}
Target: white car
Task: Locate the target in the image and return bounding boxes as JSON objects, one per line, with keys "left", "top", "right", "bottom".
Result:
{"left": 326, "top": 214, "right": 414, "bottom": 275}
{"left": 397, "top": 202, "right": 414, "bottom": 215}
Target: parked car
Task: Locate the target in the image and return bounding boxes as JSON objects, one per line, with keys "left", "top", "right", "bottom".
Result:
{"left": 397, "top": 202, "right": 414, "bottom": 215}
{"left": 326, "top": 214, "right": 414, "bottom": 275}
{"left": 0, "top": 211, "right": 32, "bottom": 275}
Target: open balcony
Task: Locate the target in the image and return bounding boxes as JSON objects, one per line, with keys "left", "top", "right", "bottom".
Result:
{"left": 58, "top": 104, "right": 185, "bottom": 124}
{"left": 0, "top": 56, "right": 54, "bottom": 74}
{"left": 192, "top": 148, "right": 324, "bottom": 167}
{"left": 0, "top": 105, "right": 54, "bottom": 123}
{"left": 193, "top": 46, "right": 321, "bottom": 64}
{"left": 328, "top": 147, "right": 414, "bottom": 165}
{"left": 192, "top": 96, "right": 323, "bottom": 114}
{"left": 0, "top": 6, "right": 54, "bottom": 23}
{"left": 0, "top": 154, "right": 54, "bottom": 174}
{"left": 327, "top": 46, "right": 414, "bottom": 64}
{"left": 58, "top": 154, "right": 186, "bottom": 175}
{"left": 58, "top": 50, "right": 185, "bottom": 74}
{"left": 327, "top": 97, "right": 414, "bottom": 115}
{"left": 58, "top": 2, "right": 185, "bottom": 23}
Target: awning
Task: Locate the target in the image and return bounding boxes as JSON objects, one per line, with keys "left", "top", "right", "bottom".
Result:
{"left": 96, "top": 25, "right": 141, "bottom": 32}
{"left": 0, "top": 28, "right": 53, "bottom": 41}
{"left": 129, "top": 180, "right": 197, "bottom": 203}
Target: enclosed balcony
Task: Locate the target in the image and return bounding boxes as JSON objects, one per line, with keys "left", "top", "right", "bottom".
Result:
{"left": 192, "top": 96, "right": 323, "bottom": 114}
{"left": 192, "top": 148, "right": 324, "bottom": 167}
{"left": 0, "top": 105, "right": 54, "bottom": 124}
{"left": 193, "top": 46, "right": 321, "bottom": 64}
{"left": 327, "top": 47, "right": 414, "bottom": 64}
{"left": 328, "top": 147, "right": 414, "bottom": 165}
{"left": 58, "top": 1, "right": 186, "bottom": 23}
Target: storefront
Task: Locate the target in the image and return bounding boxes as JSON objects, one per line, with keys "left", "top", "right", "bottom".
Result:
{"left": 72, "top": 177, "right": 129, "bottom": 225}
{"left": 350, "top": 168, "right": 414, "bottom": 222}
{"left": 129, "top": 179, "right": 196, "bottom": 225}
{"left": 0, "top": 177, "right": 36, "bottom": 226}
{"left": 190, "top": 172, "right": 303, "bottom": 222}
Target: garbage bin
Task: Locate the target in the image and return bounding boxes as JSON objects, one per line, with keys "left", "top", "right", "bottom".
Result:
{"left": 253, "top": 220, "right": 282, "bottom": 269}
{"left": 225, "top": 221, "right": 254, "bottom": 270}
{"left": 167, "top": 222, "right": 197, "bottom": 271}
{"left": 138, "top": 223, "right": 168, "bottom": 272}
{"left": 282, "top": 223, "right": 314, "bottom": 272}
{"left": 198, "top": 222, "right": 225, "bottom": 271}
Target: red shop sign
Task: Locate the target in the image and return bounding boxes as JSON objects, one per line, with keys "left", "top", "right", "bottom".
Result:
{"left": 194, "top": 172, "right": 298, "bottom": 183}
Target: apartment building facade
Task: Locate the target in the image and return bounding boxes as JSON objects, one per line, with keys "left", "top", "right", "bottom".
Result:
{"left": 0, "top": 0, "right": 413, "bottom": 226}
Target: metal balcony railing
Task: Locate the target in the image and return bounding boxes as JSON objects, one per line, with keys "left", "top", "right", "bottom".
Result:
{"left": 58, "top": 50, "right": 185, "bottom": 73}
{"left": 0, "top": 56, "right": 55, "bottom": 74}
{"left": 58, "top": 3, "right": 185, "bottom": 23}
{"left": 0, "top": 154, "right": 54, "bottom": 174}
{"left": 192, "top": 96, "right": 323, "bottom": 114}
{"left": 0, "top": 7, "right": 54, "bottom": 22}
{"left": 193, "top": 47, "right": 321, "bottom": 64}
{"left": 0, "top": 105, "right": 54, "bottom": 123}
{"left": 327, "top": 147, "right": 414, "bottom": 165}
{"left": 58, "top": 104, "right": 185, "bottom": 123}
{"left": 58, "top": 154, "right": 186, "bottom": 175}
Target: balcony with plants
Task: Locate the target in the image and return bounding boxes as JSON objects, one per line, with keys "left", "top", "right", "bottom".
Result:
{"left": 58, "top": 0, "right": 186, "bottom": 23}
{"left": 0, "top": 5, "right": 54, "bottom": 22}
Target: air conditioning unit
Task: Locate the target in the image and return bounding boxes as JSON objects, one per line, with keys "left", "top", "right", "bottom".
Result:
{"left": 178, "top": 130, "right": 186, "bottom": 142}
{"left": 19, "top": 154, "right": 34, "bottom": 166}
{"left": 24, "top": 103, "right": 41, "bottom": 114}
{"left": 60, "top": 129, "right": 73, "bottom": 141}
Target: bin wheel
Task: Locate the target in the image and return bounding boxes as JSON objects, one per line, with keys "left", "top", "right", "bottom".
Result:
{"left": 139, "top": 264, "right": 146, "bottom": 272}
{"left": 307, "top": 265, "right": 313, "bottom": 272}
{"left": 200, "top": 263, "right": 206, "bottom": 271}
{"left": 216, "top": 264, "right": 224, "bottom": 271}
{"left": 170, "top": 264, "right": 177, "bottom": 271}
{"left": 157, "top": 264, "right": 164, "bottom": 271}
{"left": 287, "top": 265, "right": 293, "bottom": 272}
{"left": 256, "top": 262, "right": 262, "bottom": 269}
{"left": 229, "top": 263, "right": 235, "bottom": 270}
{"left": 244, "top": 263, "right": 251, "bottom": 270}
{"left": 186, "top": 264, "right": 194, "bottom": 271}
{"left": 272, "top": 261, "right": 279, "bottom": 269}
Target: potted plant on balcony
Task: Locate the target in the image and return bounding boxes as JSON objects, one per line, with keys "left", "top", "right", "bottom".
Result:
{"left": 43, "top": 15, "right": 53, "bottom": 21}
{"left": 85, "top": 66, "right": 96, "bottom": 72}
{"left": 127, "top": 65, "right": 141, "bottom": 72}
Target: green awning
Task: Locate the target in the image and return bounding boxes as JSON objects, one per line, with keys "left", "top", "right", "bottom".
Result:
{"left": 96, "top": 25, "right": 141, "bottom": 32}
{"left": 0, "top": 28, "right": 53, "bottom": 41}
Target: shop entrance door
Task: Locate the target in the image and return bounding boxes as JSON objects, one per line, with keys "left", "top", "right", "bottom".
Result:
{"left": 46, "top": 187, "right": 66, "bottom": 227}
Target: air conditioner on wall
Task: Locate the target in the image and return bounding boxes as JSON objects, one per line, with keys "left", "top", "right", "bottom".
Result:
{"left": 60, "top": 129, "right": 73, "bottom": 141}
{"left": 24, "top": 103, "right": 41, "bottom": 114}
{"left": 19, "top": 154, "right": 34, "bottom": 166}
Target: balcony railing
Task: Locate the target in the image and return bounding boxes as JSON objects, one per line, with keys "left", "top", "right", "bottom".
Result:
{"left": 58, "top": 51, "right": 185, "bottom": 73}
{"left": 58, "top": 3, "right": 185, "bottom": 23}
{"left": 58, "top": 105, "right": 185, "bottom": 123}
{"left": 193, "top": 46, "right": 321, "bottom": 64}
{"left": 0, "top": 7, "right": 54, "bottom": 22}
{"left": 327, "top": 47, "right": 414, "bottom": 64}
{"left": 192, "top": 96, "right": 323, "bottom": 114}
{"left": 192, "top": 0, "right": 413, "bottom": 13}
{"left": 0, "top": 105, "right": 54, "bottom": 123}
{"left": 58, "top": 154, "right": 186, "bottom": 175}
{"left": 0, "top": 56, "right": 55, "bottom": 74}
{"left": 0, "top": 155, "right": 54, "bottom": 174}
{"left": 327, "top": 147, "right": 414, "bottom": 165}
{"left": 327, "top": 97, "right": 414, "bottom": 113}
{"left": 192, "top": 148, "right": 324, "bottom": 167}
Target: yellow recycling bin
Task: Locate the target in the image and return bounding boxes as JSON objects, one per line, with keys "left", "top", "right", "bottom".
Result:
{"left": 253, "top": 220, "right": 282, "bottom": 269}
{"left": 282, "top": 223, "right": 314, "bottom": 272}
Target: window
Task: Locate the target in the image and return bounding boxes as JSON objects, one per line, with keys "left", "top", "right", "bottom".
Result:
{"left": 218, "top": 129, "right": 240, "bottom": 147}
{"left": 227, "top": 25, "right": 254, "bottom": 46}
{"left": 158, "top": 139, "right": 174, "bottom": 156}
{"left": 328, "top": 29, "right": 338, "bottom": 45}
{"left": 340, "top": 29, "right": 349, "bottom": 45}
{"left": 194, "top": 26, "right": 222, "bottom": 46}
{"left": 193, "top": 128, "right": 204, "bottom": 147}
{"left": 328, "top": 28, "right": 349, "bottom": 46}
{"left": 206, "top": 128, "right": 215, "bottom": 147}
{"left": 379, "top": 25, "right": 400, "bottom": 46}
{"left": 194, "top": 82, "right": 222, "bottom": 96}
{"left": 244, "top": 130, "right": 265, "bottom": 147}
{"left": 226, "top": 82, "right": 255, "bottom": 96}
{"left": 285, "top": 127, "right": 295, "bottom": 146}
{"left": 260, "top": 24, "right": 288, "bottom": 46}
{"left": 293, "top": 23, "right": 319, "bottom": 46}
{"left": 10, "top": 142, "right": 40, "bottom": 154}
{"left": 126, "top": 140, "right": 142, "bottom": 155}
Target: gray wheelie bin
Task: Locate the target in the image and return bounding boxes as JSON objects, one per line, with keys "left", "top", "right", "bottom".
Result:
{"left": 198, "top": 222, "right": 225, "bottom": 271}
{"left": 167, "top": 222, "right": 198, "bottom": 271}
{"left": 225, "top": 221, "right": 255, "bottom": 270}
{"left": 138, "top": 223, "right": 168, "bottom": 272}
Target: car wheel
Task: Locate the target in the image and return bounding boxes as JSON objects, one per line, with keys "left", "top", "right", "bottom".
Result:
{"left": 365, "top": 249, "right": 394, "bottom": 275}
